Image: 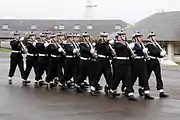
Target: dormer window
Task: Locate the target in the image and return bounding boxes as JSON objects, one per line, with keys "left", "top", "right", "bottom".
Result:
{"left": 2, "top": 24, "right": 9, "bottom": 30}
{"left": 30, "top": 25, "right": 37, "bottom": 30}
{"left": 74, "top": 25, "right": 80, "bottom": 30}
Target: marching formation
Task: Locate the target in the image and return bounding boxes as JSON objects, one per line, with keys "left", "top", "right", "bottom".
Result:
{"left": 8, "top": 30, "right": 169, "bottom": 101}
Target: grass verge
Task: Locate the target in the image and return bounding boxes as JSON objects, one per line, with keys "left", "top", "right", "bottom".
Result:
{"left": 0, "top": 48, "right": 12, "bottom": 53}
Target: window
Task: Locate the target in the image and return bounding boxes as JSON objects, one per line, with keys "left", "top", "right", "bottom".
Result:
{"left": 160, "top": 43, "right": 168, "bottom": 53}
{"left": 74, "top": 25, "right": 80, "bottom": 30}
{"left": 59, "top": 25, "right": 65, "bottom": 30}
{"left": 115, "top": 25, "right": 121, "bottom": 30}
{"left": 174, "top": 44, "right": 180, "bottom": 55}
{"left": 54, "top": 26, "right": 58, "bottom": 30}
{"left": 87, "top": 25, "right": 93, "bottom": 30}
{"left": 2, "top": 24, "right": 9, "bottom": 30}
{"left": 30, "top": 25, "right": 37, "bottom": 30}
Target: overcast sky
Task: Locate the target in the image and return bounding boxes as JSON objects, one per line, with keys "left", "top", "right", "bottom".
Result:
{"left": 0, "top": 0, "right": 180, "bottom": 23}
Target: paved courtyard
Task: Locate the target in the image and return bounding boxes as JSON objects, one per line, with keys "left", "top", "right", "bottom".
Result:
{"left": 0, "top": 52, "right": 180, "bottom": 120}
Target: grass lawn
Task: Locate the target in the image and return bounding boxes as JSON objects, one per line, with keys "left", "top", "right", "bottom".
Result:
{"left": 176, "top": 62, "right": 180, "bottom": 65}
{"left": 0, "top": 48, "right": 11, "bottom": 52}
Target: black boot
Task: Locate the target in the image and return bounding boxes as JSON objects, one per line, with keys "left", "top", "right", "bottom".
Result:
{"left": 74, "top": 86, "right": 84, "bottom": 93}
{"left": 96, "top": 84, "right": 103, "bottom": 91}
{"left": 90, "top": 90, "right": 99, "bottom": 96}
{"left": 34, "top": 81, "right": 39, "bottom": 88}
{"left": 66, "top": 80, "right": 74, "bottom": 89}
{"left": 90, "top": 86, "right": 99, "bottom": 96}
{"left": 108, "top": 90, "right": 120, "bottom": 99}
{"left": 138, "top": 88, "right": 145, "bottom": 96}
{"left": 104, "top": 85, "right": 109, "bottom": 95}
{"left": 46, "top": 82, "right": 55, "bottom": 90}
{"left": 145, "top": 94, "right": 154, "bottom": 100}
{"left": 159, "top": 92, "right": 169, "bottom": 98}
{"left": 83, "top": 81, "right": 89, "bottom": 88}
{"left": 128, "top": 95, "right": 138, "bottom": 101}
{"left": 57, "top": 82, "right": 66, "bottom": 91}
{"left": 8, "top": 79, "right": 12, "bottom": 84}
{"left": 22, "top": 80, "right": 31, "bottom": 86}
{"left": 53, "top": 77, "right": 59, "bottom": 86}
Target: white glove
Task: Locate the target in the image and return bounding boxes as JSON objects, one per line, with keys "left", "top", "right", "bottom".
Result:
{"left": 44, "top": 42, "right": 49, "bottom": 47}
{"left": 73, "top": 49, "right": 78, "bottom": 53}
{"left": 90, "top": 48, "right": 95, "bottom": 54}
{"left": 32, "top": 42, "right": 37, "bottom": 47}
{"left": 58, "top": 48, "right": 64, "bottom": 52}
{"left": 160, "top": 50, "right": 166, "bottom": 57}
{"left": 108, "top": 39, "right": 114, "bottom": 44}
{"left": 19, "top": 37, "right": 24, "bottom": 41}
{"left": 92, "top": 42, "right": 96, "bottom": 47}
{"left": 143, "top": 48, "right": 148, "bottom": 54}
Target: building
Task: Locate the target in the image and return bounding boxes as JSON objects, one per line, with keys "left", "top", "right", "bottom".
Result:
{"left": 0, "top": 19, "right": 127, "bottom": 38}
{"left": 110, "top": 11, "right": 180, "bottom": 63}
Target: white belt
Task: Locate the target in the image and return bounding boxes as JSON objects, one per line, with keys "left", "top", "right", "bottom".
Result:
{"left": 134, "top": 56, "right": 144, "bottom": 59}
{"left": 98, "top": 55, "right": 110, "bottom": 58}
{"left": 66, "top": 55, "right": 75, "bottom": 58}
{"left": 39, "top": 54, "right": 47, "bottom": 57}
{"left": 27, "top": 53, "right": 37, "bottom": 56}
{"left": 51, "top": 55, "right": 60, "bottom": 58}
{"left": 12, "top": 50, "right": 21, "bottom": 53}
{"left": 149, "top": 56, "right": 158, "bottom": 59}
{"left": 114, "top": 57, "right": 129, "bottom": 60}
{"left": 80, "top": 57, "right": 90, "bottom": 60}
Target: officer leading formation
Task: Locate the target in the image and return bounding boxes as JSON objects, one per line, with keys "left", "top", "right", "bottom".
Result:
{"left": 8, "top": 30, "right": 169, "bottom": 101}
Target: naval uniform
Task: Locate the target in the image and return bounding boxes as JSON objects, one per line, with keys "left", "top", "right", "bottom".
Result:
{"left": 74, "top": 41, "right": 95, "bottom": 89}
{"left": 8, "top": 39, "right": 25, "bottom": 80}
{"left": 130, "top": 42, "right": 150, "bottom": 93}
{"left": 146, "top": 42, "right": 164, "bottom": 90}
{"left": 45, "top": 43, "right": 64, "bottom": 84}
{"left": 111, "top": 40, "right": 132, "bottom": 92}
{"left": 91, "top": 40, "right": 114, "bottom": 90}
{"left": 59, "top": 42, "right": 78, "bottom": 86}
{"left": 35, "top": 42, "right": 49, "bottom": 82}
{"left": 24, "top": 39, "right": 38, "bottom": 81}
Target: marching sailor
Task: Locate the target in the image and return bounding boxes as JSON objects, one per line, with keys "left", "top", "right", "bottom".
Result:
{"left": 129, "top": 32, "right": 154, "bottom": 100}
{"left": 106, "top": 30, "right": 137, "bottom": 100}
{"left": 57, "top": 33, "right": 79, "bottom": 90}
{"left": 34, "top": 33, "right": 49, "bottom": 88}
{"left": 146, "top": 32, "right": 169, "bottom": 98}
{"left": 90, "top": 32, "right": 115, "bottom": 96}
{"left": 45, "top": 34, "right": 65, "bottom": 89}
{"left": 24, "top": 32, "right": 38, "bottom": 85}
{"left": 74, "top": 32, "right": 96, "bottom": 92}
{"left": 8, "top": 31, "right": 30, "bottom": 86}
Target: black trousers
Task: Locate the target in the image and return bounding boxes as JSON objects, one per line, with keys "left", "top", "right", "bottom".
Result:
{"left": 146, "top": 59, "right": 163, "bottom": 90}
{"left": 24, "top": 55, "right": 38, "bottom": 80}
{"left": 131, "top": 59, "right": 150, "bottom": 92}
{"left": 8, "top": 53, "right": 25, "bottom": 79}
{"left": 111, "top": 59, "right": 132, "bottom": 91}
{"left": 60, "top": 58, "right": 76, "bottom": 84}
{"left": 45, "top": 57, "right": 63, "bottom": 83}
{"left": 73, "top": 57, "right": 80, "bottom": 81}
{"left": 74, "top": 59, "right": 96, "bottom": 86}
{"left": 35, "top": 56, "right": 49, "bottom": 81}
{"left": 91, "top": 58, "right": 113, "bottom": 88}
{"left": 58, "top": 57, "right": 64, "bottom": 80}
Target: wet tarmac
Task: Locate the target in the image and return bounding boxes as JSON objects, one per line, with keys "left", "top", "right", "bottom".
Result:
{"left": 0, "top": 52, "right": 180, "bottom": 120}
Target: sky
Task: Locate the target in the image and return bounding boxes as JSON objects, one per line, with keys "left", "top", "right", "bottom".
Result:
{"left": 0, "top": 0, "right": 180, "bottom": 23}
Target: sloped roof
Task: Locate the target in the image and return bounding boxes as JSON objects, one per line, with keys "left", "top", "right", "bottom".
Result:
{"left": 110, "top": 11, "right": 180, "bottom": 41}
{"left": 0, "top": 19, "right": 127, "bottom": 37}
